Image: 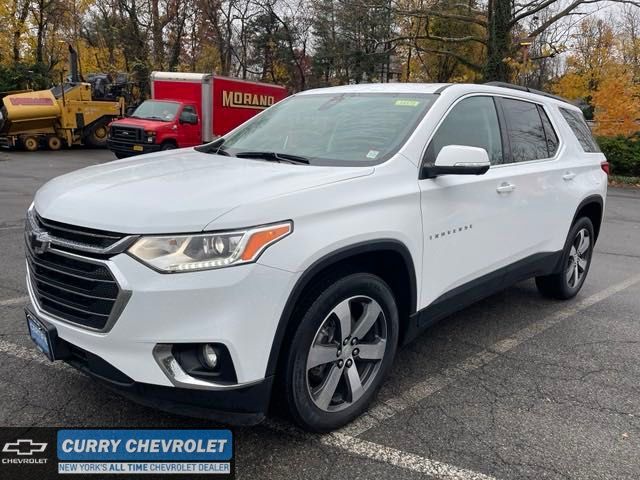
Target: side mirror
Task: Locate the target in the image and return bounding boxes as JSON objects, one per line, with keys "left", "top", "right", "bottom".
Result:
{"left": 421, "top": 145, "right": 491, "bottom": 179}
{"left": 179, "top": 111, "right": 198, "bottom": 125}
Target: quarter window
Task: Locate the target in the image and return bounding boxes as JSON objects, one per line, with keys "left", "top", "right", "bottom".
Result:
{"left": 500, "top": 98, "right": 550, "bottom": 162}
{"left": 425, "top": 96, "right": 503, "bottom": 165}
{"left": 559, "top": 108, "right": 600, "bottom": 153}
{"left": 538, "top": 105, "right": 559, "bottom": 157}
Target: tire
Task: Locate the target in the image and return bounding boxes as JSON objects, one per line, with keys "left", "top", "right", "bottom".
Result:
{"left": 161, "top": 142, "right": 177, "bottom": 151}
{"left": 84, "top": 123, "right": 109, "bottom": 148}
{"left": 536, "top": 217, "right": 595, "bottom": 300}
{"left": 22, "top": 136, "right": 39, "bottom": 152}
{"left": 284, "top": 272, "right": 399, "bottom": 432}
{"left": 47, "top": 136, "right": 62, "bottom": 151}
{"left": 114, "top": 152, "right": 129, "bottom": 159}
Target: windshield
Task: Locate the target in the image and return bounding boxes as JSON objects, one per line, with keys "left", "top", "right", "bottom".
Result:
{"left": 219, "top": 93, "right": 437, "bottom": 165}
{"left": 132, "top": 100, "right": 179, "bottom": 121}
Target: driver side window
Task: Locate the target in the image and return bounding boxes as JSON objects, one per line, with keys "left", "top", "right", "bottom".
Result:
{"left": 425, "top": 96, "right": 503, "bottom": 165}
{"left": 182, "top": 106, "right": 197, "bottom": 117}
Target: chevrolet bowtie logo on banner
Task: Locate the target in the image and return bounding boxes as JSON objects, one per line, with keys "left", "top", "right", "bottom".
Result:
{"left": 0, "top": 428, "right": 234, "bottom": 479}
{"left": 2, "top": 439, "right": 48, "bottom": 456}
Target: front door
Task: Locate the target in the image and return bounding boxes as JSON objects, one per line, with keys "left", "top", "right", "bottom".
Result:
{"left": 177, "top": 105, "right": 201, "bottom": 147}
{"left": 418, "top": 95, "right": 521, "bottom": 308}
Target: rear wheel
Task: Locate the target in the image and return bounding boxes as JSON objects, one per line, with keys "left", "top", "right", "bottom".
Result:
{"left": 284, "top": 273, "right": 399, "bottom": 432}
{"left": 84, "top": 122, "right": 109, "bottom": 147}
{"left": 536, "top": 217, "right": 594, "bottom": 299}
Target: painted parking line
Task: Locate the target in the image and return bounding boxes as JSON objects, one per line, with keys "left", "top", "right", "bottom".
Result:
{"left": 264, "top": 419, "right": 497, "bottom": 480}
{"left": 339, "top": 271, "right": 640, "bottom": 437}
{"left": 0, "top": 295, "right": 29, "bottom": 307}
{"left": 321, "top": 432, "right": 496, "bottom": 480}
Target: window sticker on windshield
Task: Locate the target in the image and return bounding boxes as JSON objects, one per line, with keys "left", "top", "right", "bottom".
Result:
{"left": 366, "top": 150, "right": 379, "bottom": 159}
{"left": 395, "top": 100, "right": 420, "bottom": 107}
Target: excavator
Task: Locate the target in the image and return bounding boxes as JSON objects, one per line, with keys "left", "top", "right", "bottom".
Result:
{"left": 0, "top": 46, "right": 129, "bottom": 151}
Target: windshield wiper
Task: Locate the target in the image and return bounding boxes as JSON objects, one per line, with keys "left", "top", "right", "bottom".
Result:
{"left": 196, "top": 138, "right": 232, "bottom": 156}
{"left": 235, "top": 151, "right": 310, "bottom": 164}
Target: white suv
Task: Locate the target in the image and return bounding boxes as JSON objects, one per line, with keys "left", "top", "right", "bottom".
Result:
{"left": 25, "top": 82, "right": 607, "bottom": 431}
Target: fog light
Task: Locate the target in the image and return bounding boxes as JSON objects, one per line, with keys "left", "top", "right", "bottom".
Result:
{"left": 201, "top": 344, "right": 219, "bottom": 369}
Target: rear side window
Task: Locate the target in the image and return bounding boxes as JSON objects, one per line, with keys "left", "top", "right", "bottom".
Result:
{"left": 425, "top": 96, "right": 503, "bottom": 165}
{"left": 538, "top": 105, "right": 559, "bottom": 157}
{"left": 500, "top": 98, "right": 550, "bottom": 162}
{"left": 559, "top": 108, "right": 600, "bottom": 152}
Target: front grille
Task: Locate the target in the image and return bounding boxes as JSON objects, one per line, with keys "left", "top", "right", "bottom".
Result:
{"left": 35, "top": 214, "right": 125, "bottom": 250}
{"left": 110, "top": 125, "right": 143, "bottom": 143}
{"left": 25, "top": 212, "right": 132, "bottom": 331}
{"left": 26, "top": 246, "right": 121, "bottom": 330}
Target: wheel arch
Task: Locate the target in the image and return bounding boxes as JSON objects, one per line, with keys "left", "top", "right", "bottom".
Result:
{"left": 160, "top": 137, "right": 178, "bottom": 148}
{"left": 572, "top": 195, "right": 604, "bottom": 242}
{"left": 265, "top": 239, "right": 418, "bottom": 378}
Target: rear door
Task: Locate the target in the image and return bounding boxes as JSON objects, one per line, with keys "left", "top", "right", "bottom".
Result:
{"left": 493, "top": 97, "right": 567, "bottom": 265}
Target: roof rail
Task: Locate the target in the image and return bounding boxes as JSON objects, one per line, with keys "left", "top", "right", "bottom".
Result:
{"left": 484, "top": 81, "right": 571, "bottom": 105}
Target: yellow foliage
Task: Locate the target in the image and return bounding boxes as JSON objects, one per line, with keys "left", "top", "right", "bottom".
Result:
{"left": 552, "top": 73, "right": 589, "bottom": 100}
{"left": 551, "top": 18, "right": 640, "bottom": 136}
{"left": 592, "top": 69, "right": 640, "bottom": 136}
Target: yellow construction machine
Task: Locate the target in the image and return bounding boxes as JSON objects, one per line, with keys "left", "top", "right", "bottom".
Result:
{"left": 0, "top": 46, "right": 126, "bottom": 151}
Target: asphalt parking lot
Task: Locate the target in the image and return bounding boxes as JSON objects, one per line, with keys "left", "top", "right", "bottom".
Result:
{"left": 1, "top": 148, "right": 640, "bottom": 479}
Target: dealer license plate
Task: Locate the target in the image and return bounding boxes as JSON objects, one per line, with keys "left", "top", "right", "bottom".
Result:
{"left": 26, "top": 311, "right": 54, "bottom": 361}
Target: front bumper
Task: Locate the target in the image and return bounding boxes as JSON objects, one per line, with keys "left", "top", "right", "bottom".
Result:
{"left": 28, "top": 311, "right": 271, "bottom": 424}
{"left": 107, "top": 139, "right": 163, "bottom": 157}
{"left": 26, "top": 251, "right": 297, "bottom": 418}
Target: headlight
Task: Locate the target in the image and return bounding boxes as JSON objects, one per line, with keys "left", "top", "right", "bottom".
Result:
{"left": 128, "top": 221, "right": 292, "bottom": 273}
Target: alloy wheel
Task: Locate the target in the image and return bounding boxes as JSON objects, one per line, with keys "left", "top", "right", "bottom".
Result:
{"left": 566, "top": 228, "right": 590, "bottom": 289}
{"left": 306, "top": 296, "right": 387, "bottom": 412}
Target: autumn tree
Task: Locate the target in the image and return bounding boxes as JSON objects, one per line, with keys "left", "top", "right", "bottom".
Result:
{"left": 592, "top": 68, "right": 640, "bottom": 136}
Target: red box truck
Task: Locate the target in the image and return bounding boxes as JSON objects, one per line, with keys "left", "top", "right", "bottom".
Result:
{"left": 107, "top": 72, "right": 288, "bottom": 158}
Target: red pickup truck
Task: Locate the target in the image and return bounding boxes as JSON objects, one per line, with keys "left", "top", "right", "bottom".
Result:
{"left": 107, "top": 72, "right": 288, "bottom": 158}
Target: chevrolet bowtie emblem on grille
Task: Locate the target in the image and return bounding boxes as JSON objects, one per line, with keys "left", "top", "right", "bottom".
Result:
{"left": 32, "top": 231, "right": 51, "bottom": 254}
{"left": 2, "top": 439, "right": 48, "bottom": 456}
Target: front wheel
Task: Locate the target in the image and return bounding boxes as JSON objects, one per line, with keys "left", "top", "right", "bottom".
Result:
{"left": 284, "top": 273, "right": 399, "bottom": 432}
{"left": 536, "top": 217, "right": 595, "bottom": 299}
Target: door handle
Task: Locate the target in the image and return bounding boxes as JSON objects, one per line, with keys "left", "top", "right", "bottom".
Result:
{"left": 563, "top": 171, "right": 576, "bottom": 181}
{"left": 496, "top": 182, "right": 516, "bottom": 194}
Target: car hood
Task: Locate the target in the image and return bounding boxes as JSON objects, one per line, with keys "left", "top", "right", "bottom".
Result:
{"left": 34, "top": 148, "right": 373, "bottom": 233}
{"left": 110, "top": 118, "right": 170, "bottom": 129}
